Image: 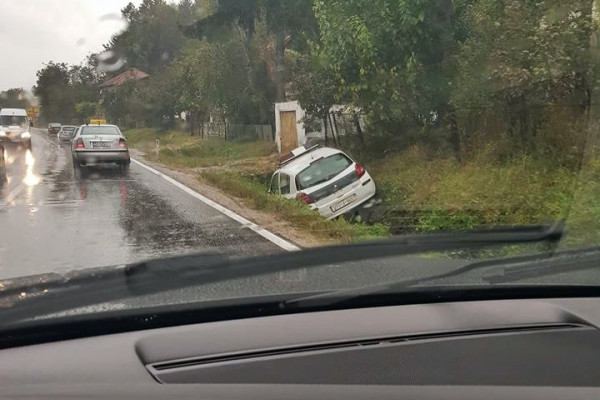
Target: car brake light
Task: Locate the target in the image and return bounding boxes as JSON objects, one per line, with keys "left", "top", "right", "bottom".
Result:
{"left": 296, "top": 192, "right": 314, "bottom": 204}
{"left": 75, "top": 139, "right": 85, "bottom": 149}
{"left": 355, "top": 163, "right": 366, "bottom": 178}
{"left": 119, "top": 138, "right": 127, "bottom": 148}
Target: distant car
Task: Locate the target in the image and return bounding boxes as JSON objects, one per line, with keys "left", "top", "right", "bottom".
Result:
{"left": 0, "top": 108, "right": 32, "bottom": 149}
{"left": 47, "top": 123, "right": 61, "bottom": 135}
{"left": 71, "top": 124, "right": 130, "bottom": 174}
{"left": 58, "top": 125, "right": 77, "bottom": 142}
{"left": 270, "top": 145, "right": 376, "bottom": 219}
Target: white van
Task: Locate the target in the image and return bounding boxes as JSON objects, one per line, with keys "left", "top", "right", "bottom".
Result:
{"left": 0, "top": 108, "right": 32, "bottom": 149}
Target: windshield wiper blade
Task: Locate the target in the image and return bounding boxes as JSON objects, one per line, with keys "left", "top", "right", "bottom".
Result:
{"left": 0, "top": 222, "right": 564, "bottom": 326}
{"left": 285, "top": 241, "right": 600, "bottom": 310}
{"left": 482, "top": 246, "right": 600, "bottom": 284}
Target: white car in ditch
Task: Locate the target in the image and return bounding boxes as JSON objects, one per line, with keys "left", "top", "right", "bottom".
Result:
{"left": 270, "top": 145, "right": 376, "bottom": 219}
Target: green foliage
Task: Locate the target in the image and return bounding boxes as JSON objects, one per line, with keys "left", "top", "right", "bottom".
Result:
{"left": 452, "top": 0, "right": 596, "bottom": 159}
{"left": 107, "top": 0, "right": 185, "bottom": 72}
{"left": 312, "top": 0, "right": 463, "bottom": 141}
{"left": 0, "top": 88, "right": 31, "bottom": 109}
{"left": 33, "top": 59, "right": 102, "bottom": 123}
{"left": 74, "top": 102, "right": 98, "bottom": 122}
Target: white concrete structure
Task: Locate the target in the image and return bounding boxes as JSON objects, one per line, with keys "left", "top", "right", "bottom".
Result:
{"left": 275, "top": 101, "right": 306, "bottom": 153}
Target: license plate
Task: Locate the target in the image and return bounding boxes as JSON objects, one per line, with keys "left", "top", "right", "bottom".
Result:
{"left": 330, "top": 193, "right": 357, "bottom": 212}
{"left": 91, "top": 141, "right": 111, "bottom": 149}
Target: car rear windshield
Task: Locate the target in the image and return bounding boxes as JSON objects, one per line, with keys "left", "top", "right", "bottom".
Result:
{"left": 296, "top": 153, "right": 353, "bottom": 190}
{"left": 62, "top": 127, "right": 76, "bottom": 132}
{"left": 81, "top": 126, "right": 120, "bottom": 135}
{"left": 0, "top": 116, "right": 28, "bottom": 126}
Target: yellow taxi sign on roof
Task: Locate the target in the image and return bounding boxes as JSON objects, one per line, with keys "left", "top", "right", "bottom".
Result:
{"left": 90, "top": 119, "right": 107, "bottom": 125}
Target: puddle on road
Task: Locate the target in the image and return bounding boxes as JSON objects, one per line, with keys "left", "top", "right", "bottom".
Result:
{"left": 23, "top": 150, "right": 40, "bottom": 187}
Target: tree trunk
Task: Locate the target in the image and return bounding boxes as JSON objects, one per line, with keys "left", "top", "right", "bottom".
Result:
{"left": 274, "top": 32, "right": 286, "bottom": 102}
{"left": 323, "top": 115, "right": 329, "bottom": 147}
{"left": 353, "top": 111, "right": 366, "bottom": 146}
{"left": 331, "top": 112, "right": 342, "bottom": 147}
{"left": 448, "top": 107, "right": 461, "bottom": 163}
{"left": 190, "top": 111, "right": 196, "bottom": 136}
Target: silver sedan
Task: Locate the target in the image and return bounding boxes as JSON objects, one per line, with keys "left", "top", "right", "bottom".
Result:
{"left": 71, "top": 124, "right": 130, "bottom": 174}
{"left": 58, "top": 125, "right": 78, "bottom": 142}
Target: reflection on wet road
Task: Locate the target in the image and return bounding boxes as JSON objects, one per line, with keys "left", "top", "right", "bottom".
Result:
{"left": 0, "top": 130, "right": 281, "bottom": 279}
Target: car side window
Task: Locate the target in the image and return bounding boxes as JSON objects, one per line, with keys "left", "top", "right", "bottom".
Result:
{"left": 280, "top": 173, "right": 291, "bottom": 195}
{"left": 269, "top": 173, "right": 280, "bottom": 194}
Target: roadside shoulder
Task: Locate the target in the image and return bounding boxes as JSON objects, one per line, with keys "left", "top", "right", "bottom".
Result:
{"left": 130, "top": 149, "right": 328, "bottom": 249}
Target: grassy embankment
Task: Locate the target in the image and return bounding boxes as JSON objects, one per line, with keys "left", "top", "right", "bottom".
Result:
{"left": 125, "top": 128, "right": 389, "bottom": 243}
{"left": 126, "top": 128, "right": 600, "bottom": 247}
{"left": 368, "top": 147, "right": 600, "bottom": 247}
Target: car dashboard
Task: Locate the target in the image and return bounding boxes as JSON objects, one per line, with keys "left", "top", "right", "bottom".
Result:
{"left": 2, "top": 297, "right": 600, "bottom": 399}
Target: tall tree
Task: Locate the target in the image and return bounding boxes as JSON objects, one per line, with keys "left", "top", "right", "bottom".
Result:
{"left": 33, "top": 62, "right": 72, "bottom": 122}
{"left": 452, "top": 0, "right": 596, "bottom": 156}
{"left": 0, "top": 88, "right": 31, "bottom": 109}
{"left": 186, "top": 0, "right": 317, "bottom": 101}
{"left": 313, "top": 0, "right": 469, "bottom": 150}
{"left": 107, "top": 0, "right": 185, "bottom": 73}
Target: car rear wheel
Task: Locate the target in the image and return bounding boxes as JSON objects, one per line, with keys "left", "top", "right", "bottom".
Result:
{"left": 73, "top": 159, "right": 87, "bottom": 179}
{"left": 119, "top": 161, "right": 130, "bottom": 176}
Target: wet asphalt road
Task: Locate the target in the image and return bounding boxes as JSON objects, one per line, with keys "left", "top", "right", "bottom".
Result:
{"left": 0, "top": 129, "right": 281, "bottom": 280}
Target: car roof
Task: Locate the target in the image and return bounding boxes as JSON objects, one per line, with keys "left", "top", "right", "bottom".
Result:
{"left": 61, "top": 125, "right": 77, "bottom": 129}
{"left": 49, "top": 123, "right": 61, "bottom": 126}
{"left": 279, "top": 147, "right": 346, "bottom": 176}
{"left": 0, "top": 108, "right": 28, "bottom": 116}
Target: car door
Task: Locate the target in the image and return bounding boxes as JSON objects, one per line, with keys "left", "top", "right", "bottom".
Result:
{"left": 279, "top": 172, "right": 293, "bottom": 198}
{"left": 269, "top": 172, "right": 280, "bottom": 194}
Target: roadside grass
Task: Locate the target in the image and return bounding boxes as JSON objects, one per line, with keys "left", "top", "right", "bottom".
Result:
{"left": 201, "top": 172, "right": 390, "bottom": 243}
{"left": 368, "top": 148, "right": 600, "bottom": 247}
{"left": 124, "top": 128, "right": 276, "bottom": 168}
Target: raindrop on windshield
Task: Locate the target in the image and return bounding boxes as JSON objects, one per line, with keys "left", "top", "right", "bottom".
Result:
{"left": 94, "top": 13, "right": 129, "bottom": 72}
{"left": 96, "top": 50, "right": 126, "bottom": 73}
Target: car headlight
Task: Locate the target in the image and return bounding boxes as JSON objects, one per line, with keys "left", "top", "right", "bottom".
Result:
{"left": 21, "top": 131, "right": 31, "bottom": 139}
{"left": 0, "top": 131, "right": 5, "bottom": 137}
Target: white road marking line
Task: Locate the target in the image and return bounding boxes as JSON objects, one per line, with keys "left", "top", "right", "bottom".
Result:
{"left": 131, "top": 158, "right": 301, "bottom": 252}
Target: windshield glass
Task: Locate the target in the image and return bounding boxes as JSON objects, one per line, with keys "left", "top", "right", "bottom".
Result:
{"left": 1, "top": 0, "right": 600, "bottom": 325}
{"left": 297, "top": 153, "right": 353, "bottom": 189}
{"left": 80, "top": 126, "right": 119, "bottom": 135}
{"left": 0, "top": 116, "right": 27, "bottom": 126}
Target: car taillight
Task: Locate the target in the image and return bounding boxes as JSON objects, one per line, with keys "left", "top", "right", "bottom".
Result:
{"left": 75, "top": 139, "right": 85, "bottom": 149}
{"left": 119, "top": 138, "right": 127, "bottom": 148}
{"left": 296, "top": 192, "right": 314, "bottom": 204}
{"left": 355, "top": 163, "right": 366, "bottom": 178}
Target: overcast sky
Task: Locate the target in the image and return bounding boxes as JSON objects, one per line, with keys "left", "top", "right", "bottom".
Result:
{"left": 0, "top": 0, "right": 144, "bottom": 91}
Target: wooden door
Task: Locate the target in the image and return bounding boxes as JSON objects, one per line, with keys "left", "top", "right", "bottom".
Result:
{"left": 280, "top": 111, "right": 298, "bottom": 153}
